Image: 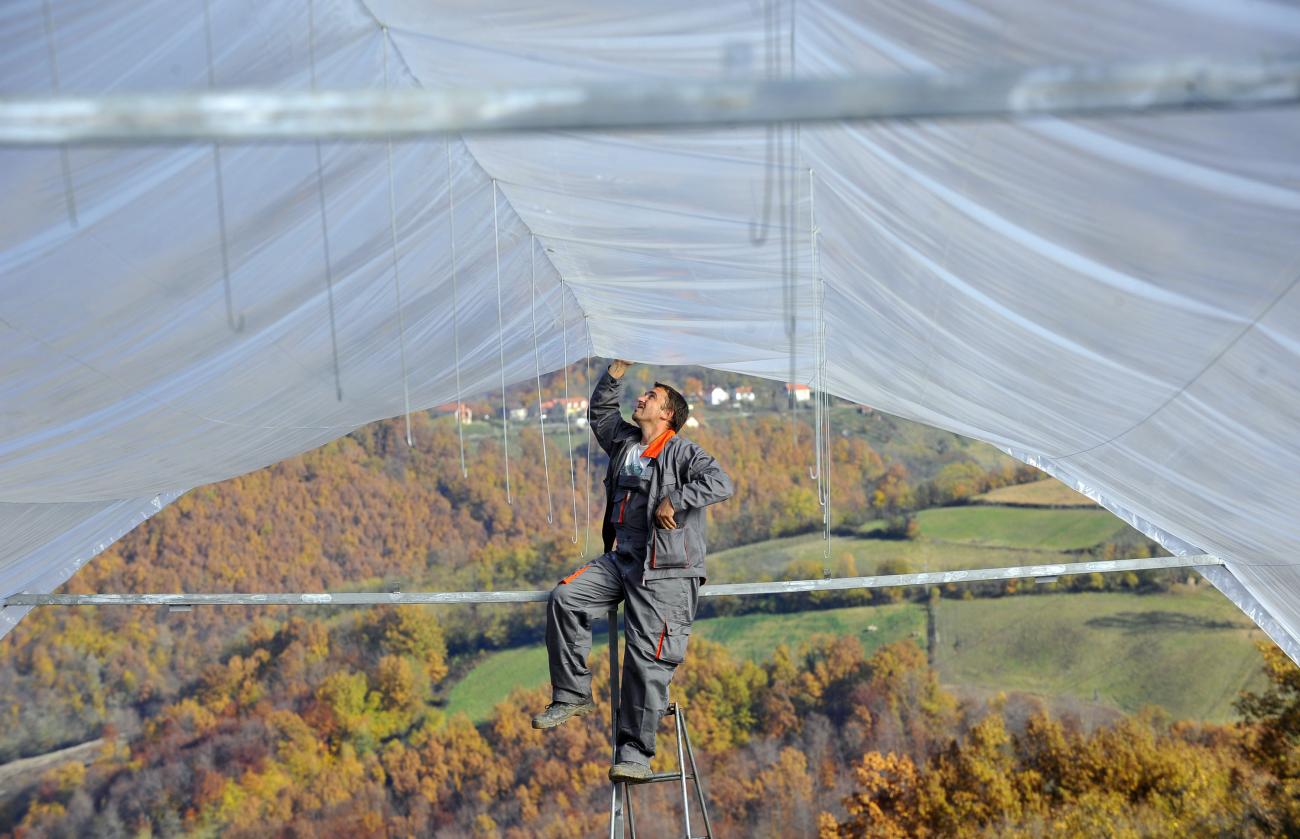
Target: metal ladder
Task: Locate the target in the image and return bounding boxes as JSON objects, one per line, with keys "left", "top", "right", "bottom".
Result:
{"left": 606, "top": 607, "right": 715, "bottom": 839}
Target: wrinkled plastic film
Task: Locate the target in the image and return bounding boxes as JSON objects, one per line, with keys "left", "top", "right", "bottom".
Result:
{"left": 0, "top": 0, "right": 1297, "bottom": 654}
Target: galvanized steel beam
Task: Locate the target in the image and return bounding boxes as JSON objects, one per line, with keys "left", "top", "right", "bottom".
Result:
{"left": 2, "top": 554, "right": 1219, "bottom": 607}
{"left": 0, "top": 56, "right": 1297, "bottom": 145}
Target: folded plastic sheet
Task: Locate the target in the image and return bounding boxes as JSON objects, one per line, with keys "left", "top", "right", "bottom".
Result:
{"left": 1, "top": 0, "right": 1298, "bottom": 660}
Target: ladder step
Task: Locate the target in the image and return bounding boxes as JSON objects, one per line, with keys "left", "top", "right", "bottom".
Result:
{"left": 619, "top": 771, "right": 695, "bottom": 785}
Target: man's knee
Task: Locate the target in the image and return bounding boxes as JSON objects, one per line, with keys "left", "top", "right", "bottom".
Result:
{"left": 549, "top": 582, "right": 578, "bottom": 612}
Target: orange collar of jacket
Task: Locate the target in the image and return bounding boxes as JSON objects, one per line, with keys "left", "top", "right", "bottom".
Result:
{"left": 642, "top": 429, "right": 676, "bottom": 459}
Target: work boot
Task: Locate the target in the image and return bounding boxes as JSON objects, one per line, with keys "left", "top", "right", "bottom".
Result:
{"left": 531, "top": 699, "right": 595, "bottom": 730}
{"left": 608, "top": 762, "right": 653, "bottom": 784}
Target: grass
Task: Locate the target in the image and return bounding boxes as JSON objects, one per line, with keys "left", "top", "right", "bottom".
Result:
{"left": 445, "top": 506, "right": 1260, "bottom": 726}
{"left": 707, "top": 503, "right": 1136, "bottom": 585}
{"left": 914, "top": 506, "right": 1127, "bottom": 551}
{"left": 693, "top": 601, "right": 924, "bottom": 662}
{"left": 976, "top": 478, "right": 1097, "bottom": 508}
{"left": 706, "top": 530, "right": 1067, "bottom": 584}
{"left": 444, "top": 602, "right": 926, "bottom": 722}
{"left": 443, "top": 644, "right": 570, "bottom": 722}
{"left": 933, "top": 587, "right": 1268, "bottom": 722}
{"left": 445, "top": 587, "right": 1269, "bottom": 725}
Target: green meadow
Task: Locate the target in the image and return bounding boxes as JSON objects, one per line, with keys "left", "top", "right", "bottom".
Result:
{"left": 975, "top": 477, "right": 1097, "bottom": 507}
{"left": 445, "top": 588, "right": 1264, "bottom": 724}
{"left": 705, "top": 504, "right": 1123, "bottom": 583}
{"left": 444, "top": 500, "right": 1265, "bottom": 725}
{"left": 444, "top": 602, "right": 926, "bottom": 723}
{"left": 932, "top": 588, "right": 1267, "bottom": 722}
{"left": 914, "top": 506, "right": 1127, "bottom": 551}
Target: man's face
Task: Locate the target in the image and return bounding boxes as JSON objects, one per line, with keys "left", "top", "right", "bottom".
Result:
{"left": 632, "top": 386, "right": 672, "bottom": 426}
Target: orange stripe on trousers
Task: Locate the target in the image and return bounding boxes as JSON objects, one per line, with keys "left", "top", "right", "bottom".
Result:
{"left": 560, "top": 565, "right": 591, "bottom": 585}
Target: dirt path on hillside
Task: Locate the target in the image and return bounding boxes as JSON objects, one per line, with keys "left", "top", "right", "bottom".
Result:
{"left": 0, "top": 739, "right": 103, "bottom": 798}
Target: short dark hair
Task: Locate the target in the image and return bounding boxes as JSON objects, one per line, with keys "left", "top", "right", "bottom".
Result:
{"left": 656, "top": 382, "right": 689, "bottom": 432}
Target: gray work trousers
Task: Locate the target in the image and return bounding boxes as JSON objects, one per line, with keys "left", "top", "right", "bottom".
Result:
{"left": 546, "top": 551, "right": 700, "bottom": 766}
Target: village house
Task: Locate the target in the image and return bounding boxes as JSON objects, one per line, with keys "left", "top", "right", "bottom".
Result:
{"left": 733, "top": 385, "right": 756, "bottom": 403}
{"left": 709, "top": 386, "right": 730, "bottom": 406}
{"left": 786, "top": 383, "right": 812, "bottom": 403}
{"left": 433, "top": 403, "right": 473, "bottom": 423}
{"left": 539, "top": 396, "right": 589, "bottom": 420}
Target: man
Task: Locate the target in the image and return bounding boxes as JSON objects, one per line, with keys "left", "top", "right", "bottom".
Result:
{"left": 532, "top": 359, "right": 734, "bottom": 783}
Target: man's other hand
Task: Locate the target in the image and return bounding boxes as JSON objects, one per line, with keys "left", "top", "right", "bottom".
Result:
{"left": 654, "top": 498, "right": 677, "bottom": 529}
{"left": 608, "top": 359, "right": 635, "bottom": 379}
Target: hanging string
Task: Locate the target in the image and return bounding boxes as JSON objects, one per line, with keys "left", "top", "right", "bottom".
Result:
{"left": 754, "top": 0, "right": 798, "bottom": 446}
{"left": 810, "top": 168, "right": 832, "bottom": 577}
{"left": 560, "top": 278, "right": 580, "bottom": 544}
{"left": 822, "top": 347, "right": 833, "bottom": 576}
{"left": 492, "top": 180, "right": 513, "bottom": 504}
{"left": 446, "top": 139, "right": 467, "bottom": 477}
{"left": 784, "top": 3, "right": 799, "bottom": 450}
{"left": 808, "top": 166, "right": 822, "bottom": 490}
{"left": 583, "top": 320, "right": 595, "bottom": 556}
{"left": 309, "top": 0, "right": 344, "bottom": 401}
{"left": 380, "top": 30, "right": 413, "bottom": 446}
{"left": 40, "top": 0, "right": 77, "bottom": 228}
{"left": 529, "top": 236, "right": 554, "bottom": 524}
{"left": 750, "top": 1, "right": 799, "bottom": 448}
{"left": 782, "top": 124, "right": 799, "bottom": 448}
{"left": 748, "top": 0, "right": 779, "bottom": 245}
{"left": 202, "top": 0, "right": 242, "bottom": 333}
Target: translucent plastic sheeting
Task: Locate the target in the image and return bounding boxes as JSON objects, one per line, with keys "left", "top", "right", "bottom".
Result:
{"left": 2, "top": 0, "right": 1299, "bottom": 660}
{"left": 0, "top": 492, "right": 179, "bottom": 637}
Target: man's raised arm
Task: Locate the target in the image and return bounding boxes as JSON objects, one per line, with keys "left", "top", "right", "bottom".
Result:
{"left": 666, "top": 445, "right": 734, "bottom": 515}
{"left": 588, "top": 359, "right": 639, "bottom": 455}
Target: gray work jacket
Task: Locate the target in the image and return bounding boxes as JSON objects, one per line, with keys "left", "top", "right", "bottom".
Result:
{"left": 589, "top": 368, "right": 734, "bottom": 581}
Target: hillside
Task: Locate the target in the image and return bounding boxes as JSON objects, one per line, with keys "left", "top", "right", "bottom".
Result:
{"left": 0, "top": 363, "right": 1280, "bottom": 836}
{"left": 446, "top": 602, "right": 926, "bottom": 722}
{"left": 446, "top": 587, "right": 1265, "bottom": 726}
{"left": 934, "top": 588, "right": 1267, "bottom": 722}
{"left": 914, "top": 506, "right": 1126, "bottom": 551}
{"left": 975, "top": 477, "right": 1098, "bottom": 508}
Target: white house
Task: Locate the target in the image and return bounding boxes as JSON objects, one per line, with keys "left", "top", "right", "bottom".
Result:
{"left": 557, "top": 396, "right": 588, "bottom": 416}
{"left": 539, "top": 397, "right": 587, "bottom": 419}
{"left": 786, "top": 383, "right": 812, "bottom": 403}
{"left": 733, "top": 386, "right": 756, "bottom": 403}
{"left": 434, "top": 403, "right": 473, "bottom": 424}
{"left": 709, "top": 386, "right": 730, "bottom": 406}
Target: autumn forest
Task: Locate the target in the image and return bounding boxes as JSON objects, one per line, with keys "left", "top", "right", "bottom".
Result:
{"left": 3, "top": 365, "right": 1299, "bottom": 837}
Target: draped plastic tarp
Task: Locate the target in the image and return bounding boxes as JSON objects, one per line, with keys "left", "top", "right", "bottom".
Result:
{"left": 2, "top": 0, "right": 1298, "bottom": 657}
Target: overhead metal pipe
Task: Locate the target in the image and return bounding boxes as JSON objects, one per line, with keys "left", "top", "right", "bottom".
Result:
{"left": 2, "top": 554, "right": 1218, "bottom": 607}
{"left": 0, "top": 56, "right": 1296, "bottom": 145}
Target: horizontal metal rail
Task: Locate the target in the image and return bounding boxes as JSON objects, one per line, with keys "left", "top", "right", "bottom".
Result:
{"left": 2, "top": 554, "right": 1218, "bottom": 607}
{"left": 1, "top": 56, "right": 1296, "bottom": 145}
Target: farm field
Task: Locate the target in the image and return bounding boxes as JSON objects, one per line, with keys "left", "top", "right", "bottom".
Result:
{"left": 914, "top": 505, "right": 1128, "bottom": 551}
{"left": 444, "top": 586, "right": 1265, "bottom": 725}
{"left": 707, "top": 497, "right": 1155, "bottom": 584}
{"left": 445, "top": 501, "right": 1254, "bottom": 725}
{"left": 933, "top": 587, "right": 1267, "bottom": 722}
{"left": 707, "top": 532, "right": 1063, "bottom": 582}
{"left": 444, "top": 585, "right": 1258, "bottom": 723}
{"left": 975, "top": 477, "right": 1097, "bottom": 507}
{"left": 444, "top": 602, "right": 926, "bottom": 722}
